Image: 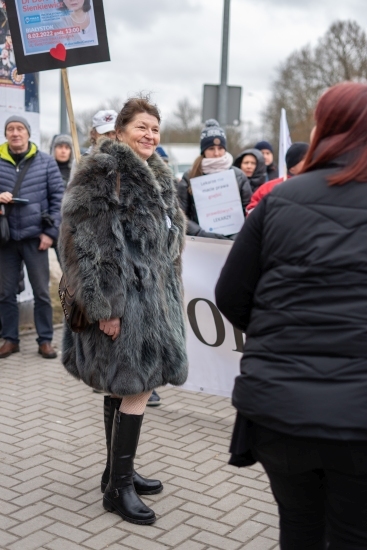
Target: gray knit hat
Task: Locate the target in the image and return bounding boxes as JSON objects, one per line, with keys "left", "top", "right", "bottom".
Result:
{"left": 52, "top": 134, "right": 73, "bottom": 149}
{"left": 4, "top": 115, "right": 31, "bottom": 136}
{"left": 200, "top": 119, "right": 226, "bottom": 154}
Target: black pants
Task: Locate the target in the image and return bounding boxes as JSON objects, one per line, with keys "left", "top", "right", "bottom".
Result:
{"left": 0, "top": 238, "right": 53, "bottom": 344}
{"left": 251, "top": 424, "right": 367, "bottom": 550}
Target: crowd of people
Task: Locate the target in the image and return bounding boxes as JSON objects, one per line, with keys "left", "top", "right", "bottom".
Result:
{"left": 1, "top": 81, "right": 367, "bottom": 546}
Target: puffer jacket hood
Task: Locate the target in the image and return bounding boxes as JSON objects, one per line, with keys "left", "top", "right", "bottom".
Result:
{"left": 233, "top": 148, "right": 267, "bottom": 192}
{"left": 50, "top": 134, "right": 74, "bottom": 165}
{"left": 0, "top": 141, "right": 37, "bottom": 164}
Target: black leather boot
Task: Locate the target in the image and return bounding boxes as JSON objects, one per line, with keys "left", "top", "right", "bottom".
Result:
{"left": 101, "top": 396, "right": 163, "bottom": 496}
{"left": 101, "top": 396, "right": 122, "bottom": 492}
{"left": 103, "top": 411, "right": 156, "bottom": 525}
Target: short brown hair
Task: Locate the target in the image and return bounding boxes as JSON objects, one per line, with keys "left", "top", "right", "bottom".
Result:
{"left": 115, "top": 96, "right": 161, "bottom": 131}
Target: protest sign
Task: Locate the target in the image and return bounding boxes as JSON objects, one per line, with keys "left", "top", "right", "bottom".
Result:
{"left": 7, "top": 0, "right": 110, "bottom": 162}
{"left": 190, "top": 170, "right": 245, "bottom": 236}
{"left": 181, "top": 236, "right": 243, "bottom": 398}
{"left": 6, "top": 0, "right": 109, "bottom": 74}
{"left": 0, "top": 2, "right": 40, "bottom": 144}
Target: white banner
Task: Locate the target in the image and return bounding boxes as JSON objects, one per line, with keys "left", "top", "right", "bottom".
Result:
{"left": 190, "top": 170, "right": 244, "bottom": 236}
{"left": 181, "top": 236, "right": 244, "bottom": 397}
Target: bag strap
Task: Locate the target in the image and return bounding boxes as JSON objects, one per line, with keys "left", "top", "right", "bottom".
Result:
{"left": 4, "top": 156, "right": 35, "bottom": 218}
{"left": 12, "top": 156, "right": 35, "bottom": 199}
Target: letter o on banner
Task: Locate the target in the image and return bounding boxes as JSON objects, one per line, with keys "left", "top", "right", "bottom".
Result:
{"left": 187, "top": 298, "right": 225, "bottom": 347}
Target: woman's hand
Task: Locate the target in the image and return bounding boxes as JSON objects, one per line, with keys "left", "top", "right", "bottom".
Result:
{"left": 0, "top": 192, "right": 13, "bottom": 204}
{"left": 99, "top": 317, "right": 121, "bottom": 341}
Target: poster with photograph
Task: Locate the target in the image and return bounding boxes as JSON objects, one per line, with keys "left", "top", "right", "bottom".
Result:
{"left": 0, "top": 2, "right": 40, "bottom": 145}
{"left": 0, "top": 2, "right": 21, "bottom": 86}
{"left": 6, "top": 0, "right": 109, "bottom": 74}
{"left": 16, "top": 0, "right": 99, "bottom": 55}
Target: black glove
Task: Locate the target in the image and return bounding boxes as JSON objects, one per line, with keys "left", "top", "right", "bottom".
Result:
{"left": 197, "top": 228, "right": 231, "bottom": 240}
{"left": 41, "top": 211, "right": 55, "bottom": 229}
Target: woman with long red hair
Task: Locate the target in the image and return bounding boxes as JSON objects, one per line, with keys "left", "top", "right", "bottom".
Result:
{"left": 215, "top": 82, "right": 367, "bottom": 549}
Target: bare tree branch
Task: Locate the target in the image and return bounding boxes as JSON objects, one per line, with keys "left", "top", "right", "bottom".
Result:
{"left": 263, "top": 20, "right": 367, "bottom": 149}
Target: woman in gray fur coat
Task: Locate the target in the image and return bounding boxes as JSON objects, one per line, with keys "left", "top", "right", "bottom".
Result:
{"left": 58, "top": 97, "right": 188, "bottom": 525}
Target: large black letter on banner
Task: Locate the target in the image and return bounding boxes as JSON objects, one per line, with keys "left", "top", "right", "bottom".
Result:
{"left": 233, "top": 327, "right": 245, "bottom": 353}
{"left": 187, "top": 299, "right": 225, "bottom": 347}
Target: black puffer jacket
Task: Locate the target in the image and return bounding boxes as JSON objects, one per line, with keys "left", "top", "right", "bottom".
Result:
{"left": 178, "top": 166, "right": 252, "bottom": 239}
{"left": 266, "top": 162, "right": 278, "bottom": 181}
{"left": 216, "top": 158, "right": 367, "bottom": 440}
{"left": 233, "top": 149, "right": 267, "bottom": 192}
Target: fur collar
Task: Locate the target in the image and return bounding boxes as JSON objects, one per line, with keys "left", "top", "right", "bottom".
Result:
{"left": 95, "top": 139, "right": 176, "bottom": 209}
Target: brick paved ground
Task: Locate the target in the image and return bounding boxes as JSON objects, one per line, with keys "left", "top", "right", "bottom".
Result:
{"left": 0, "top": 327, "right": 280, "bottom": 550}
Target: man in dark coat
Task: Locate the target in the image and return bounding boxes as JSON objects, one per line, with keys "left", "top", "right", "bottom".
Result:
{"left": 0, "top": 116, "right": 64, "bottom": 358}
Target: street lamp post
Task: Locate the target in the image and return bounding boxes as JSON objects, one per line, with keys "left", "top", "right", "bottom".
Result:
{"left": 218, "top": 0, "right": 230, "bottom": 126}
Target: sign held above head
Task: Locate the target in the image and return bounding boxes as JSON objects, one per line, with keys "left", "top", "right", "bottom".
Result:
{"left": 6, "top": 0, "right": 110, "bottom": 163}
{"left": 6, "top": 0, "right": 109, "bottom": 74}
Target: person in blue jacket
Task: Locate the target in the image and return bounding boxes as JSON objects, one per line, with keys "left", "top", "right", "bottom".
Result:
{"left": 0, "top": 116, "right": 64, "bottom": 359}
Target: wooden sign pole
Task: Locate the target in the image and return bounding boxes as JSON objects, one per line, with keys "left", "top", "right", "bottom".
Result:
{"left": 61, "top": 68, "right": 80, "bottom": 163}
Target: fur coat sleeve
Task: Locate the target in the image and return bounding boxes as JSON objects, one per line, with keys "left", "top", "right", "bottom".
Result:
{"left": 59, "top": 151, "right": 126, "bottom": 322}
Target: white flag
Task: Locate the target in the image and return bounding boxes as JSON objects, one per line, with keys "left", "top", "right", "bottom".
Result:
{"left": 278, "top": 108, "right": 292, "bottom": 178}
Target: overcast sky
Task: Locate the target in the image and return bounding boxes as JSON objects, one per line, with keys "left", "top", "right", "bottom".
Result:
{"left": 39, "top": 0, "right": 366, "bottom": 138}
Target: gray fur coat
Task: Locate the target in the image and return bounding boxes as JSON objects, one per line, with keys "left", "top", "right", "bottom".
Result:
{"left": 58, "top": 139, "right": 188, "bottom": 395}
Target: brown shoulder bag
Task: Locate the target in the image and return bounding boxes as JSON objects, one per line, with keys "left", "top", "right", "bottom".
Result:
{"left": 58, "top": 275, "right": 90, "bottom": 333}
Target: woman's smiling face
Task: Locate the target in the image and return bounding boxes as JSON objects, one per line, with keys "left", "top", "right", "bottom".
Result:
{"left": 116, "top": 113, "right": 160, "bottom": 161}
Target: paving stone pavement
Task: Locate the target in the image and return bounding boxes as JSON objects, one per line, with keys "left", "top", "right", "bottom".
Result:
{"left": 0, "top": 327, "right": 280, "bottom": 550}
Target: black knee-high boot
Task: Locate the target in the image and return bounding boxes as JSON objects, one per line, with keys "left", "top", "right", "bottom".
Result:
{"left": 103, "top": 410, "right": 156, "bottom": 525}
{"left": 101, "top": 396, "right": 163, "bottom": 495}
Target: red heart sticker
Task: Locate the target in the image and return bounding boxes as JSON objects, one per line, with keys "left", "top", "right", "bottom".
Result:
{"left": 50, "top": 43, "right": 66, "bottom": 61}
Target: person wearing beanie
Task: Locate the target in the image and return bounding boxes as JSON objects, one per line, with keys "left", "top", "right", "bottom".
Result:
{"left": 155, "top": 145, "right": 169, "bottom": 164}
{"left": 50, "top": 134, "right": 73, "bottom": 186}
{"left": 254, "top": 140, "right": 279, "bottom": 181}
{"left": 246, "top": 142, "right": 309, "bottom": 215}
{"left": 0, "top": 115, "right": 64, "bottom": 359}
{"left": 177, "top": 119, "right": 252, "bottom": 240}
{"left": 285, "top": 142, "right": 309, "bottom": 174}
{"left": 233, "top": 148, "right": 267, "bottom": 192}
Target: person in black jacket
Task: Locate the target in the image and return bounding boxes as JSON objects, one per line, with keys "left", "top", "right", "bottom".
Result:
{"left": 215, "top": 81, "right": 367, "bottom": 550}
{"left": 177, "top": 119, "right": 252, "bottom": 240}
{"left": 254, "top": 140, "right": 279, "bottom": 181}
{"left": 233, "top": 148, "right": 267, "bottom": 192}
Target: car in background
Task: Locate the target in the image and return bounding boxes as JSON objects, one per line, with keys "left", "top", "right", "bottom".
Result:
{"left": 161, "top": 143, "right": 200, "bottom": 181}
